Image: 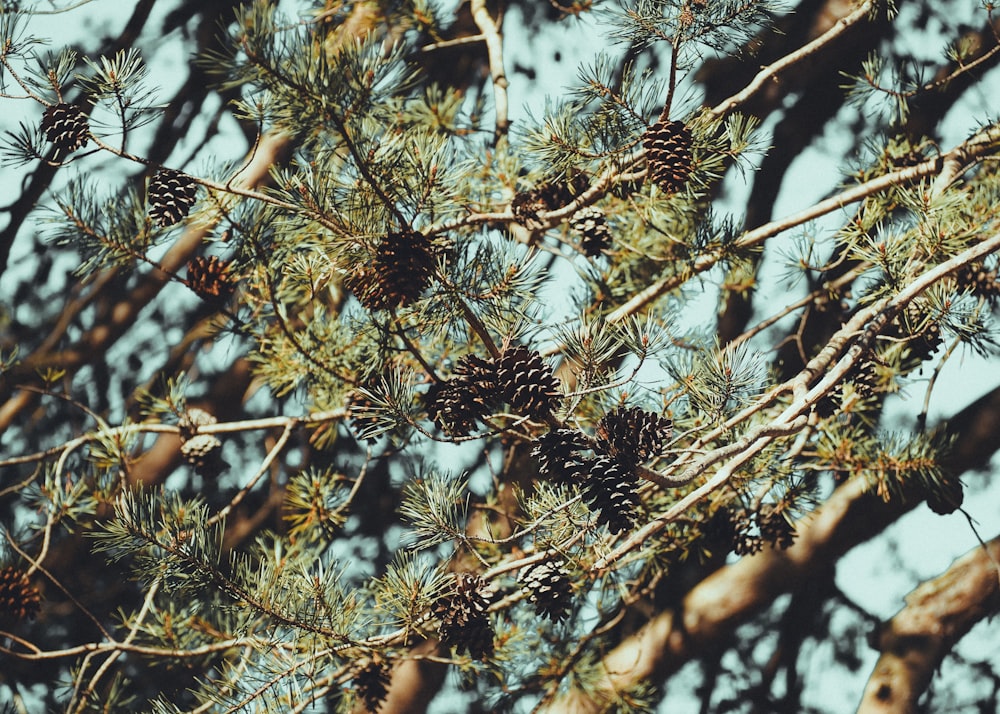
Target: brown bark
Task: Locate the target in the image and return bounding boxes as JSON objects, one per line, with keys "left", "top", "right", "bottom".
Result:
{"left": 543, "top": 476, "right": 915, "bottom": 712}
{"left": 856, "top": 536, "right": 1000, "bottom": 714}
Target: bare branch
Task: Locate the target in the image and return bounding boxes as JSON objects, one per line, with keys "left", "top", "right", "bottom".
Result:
{"left": 471, "top": 0, "right": 509, "bottom": 141}
{"left": 857, "top": 536, "right": 1000, "bottom": 713}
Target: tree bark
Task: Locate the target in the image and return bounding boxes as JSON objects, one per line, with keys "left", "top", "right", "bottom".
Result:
{"left": 856, "top": 535, "right": 1000, "bottom": 714}
{"left": 543, "top": 476, "right": 916, "bottom": 712}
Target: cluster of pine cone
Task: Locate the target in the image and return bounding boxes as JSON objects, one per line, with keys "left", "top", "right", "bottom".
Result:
{"left": 532, "top": 406, "right": 673, "bottom": 534}
{"left": 426, "top": 345, "right": 561, "bottom": 436}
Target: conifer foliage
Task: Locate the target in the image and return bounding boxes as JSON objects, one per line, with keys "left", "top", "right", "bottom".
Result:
{"left": 2, "top": 0, "right": 1000, "bottom": 712}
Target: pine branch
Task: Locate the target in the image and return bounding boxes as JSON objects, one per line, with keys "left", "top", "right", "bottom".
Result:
{"left": 604, "top": 124, "right": 1000, "bottom": 325}
{"left": 597, "top": 226, "right": 1000, "bottom": 568}
{"left": 4, "top": 2, "right": 1000, "bottom": 710}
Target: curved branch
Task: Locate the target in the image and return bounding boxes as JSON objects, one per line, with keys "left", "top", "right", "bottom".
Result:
{"left": 708, "top": 0, "right": 876, "bottom": 120}
{"left": 856, "top": 535, "right": 1000, "bottom": 713}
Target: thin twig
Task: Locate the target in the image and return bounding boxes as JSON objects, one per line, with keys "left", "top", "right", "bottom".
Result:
{"left": 206, "top": 422, "right": 295, "bottom": 527}
{"left": 708, "top": 0, "right": 876, "bottom": 120}
{"left": 70, "top": 577, "right": 161, "bottom": 714}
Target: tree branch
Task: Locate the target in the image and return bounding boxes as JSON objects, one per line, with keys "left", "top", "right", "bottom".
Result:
{"left": 470, "top": 0, "right": 509, "bottom": 141}
{"left": 545, "top": 475, "right": 916, "bottom": 712}
{"left": 708, "top": 0, "right": 876, "bottom": 120}
{"left": 856, "top": 535, "right": 1000, "bottom": 713}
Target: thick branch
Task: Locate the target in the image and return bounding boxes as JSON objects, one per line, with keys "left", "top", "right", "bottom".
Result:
{"left": 546, "top": 477, "right": 915, "bottom": 712}
{"left": 856, "top": 536, "right": 1000, "bottom": 714}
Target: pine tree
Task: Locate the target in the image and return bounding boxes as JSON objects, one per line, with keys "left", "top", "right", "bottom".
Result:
{"left": 2, "top": 1, "right": 1000, "bottom": 712}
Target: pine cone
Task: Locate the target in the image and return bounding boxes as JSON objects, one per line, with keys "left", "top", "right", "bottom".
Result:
{"left": 178, "top": 409, "right": 225, "bottom": 476}
{"left": 702, "top": 507, "right": 740, "bottom": 557}
{"left": 570, "top": 206, "right": 612, "bottom": 257}
{"left": 346, "top": 230, "right": 438, "bottom": 310}
{"left": 187, "top": 256, "right": 236, "bottom": 304}
{"left": 519, "top": 560, "right": 572, "bottom": 621}
{"left": 353, "top": 658, "right": 392, "bottom": 713}
{"left": 583, "top": 456, "right": 640, "bottom": 534}
{"left": 180, "top": 433, "right": 224, "bottom": 475}
{"left": 375, "top": 229, "right": 437, "bottom": 307}
{"left": 0, "top": 566, "right": 41, "bottom": 621}
{"left": 642, "top": 119, "right": 693, "bottom": 193}
{"left": 425, "top": 354, "right": 497, "bottom": 436}
{"left": 757, "top": 503, "right": 796, "bottom": 550}
{"left": 816, "top": 360, "right": 879, "bottom": 419}
{"left": 426, "top": 347, "right": 560, "bottom": 433}
{"left": 148, "top": 169, "right": 198, "bottom": 227}
{"left": 730, "top": 508, "right": 763, "bottom": 556}
{"left": 178, "top": 407, "right": 217, "bottom": 441}
{"left": 425, "top": 381, "right": 481, "bottom": 437}
{"left": 955, "top": 262, "right": 1000, "bottom": 303}
{"left": 850, "top": 361, "right": 879, "bottom": 400}
{"left": 536, "top": 181, "right": 578, "bottom": 209}
{"left": 40, "top": 103, "right": 90, "bottom": 160}
{"left": 511, "top": 181, "right": 575, "bottom": 227}
{"left": 434, "top": 573, "right": 495, "bottom": 659}
{"left": 511, "top": 189, "right": 553, "bottom": 228}
{"left": 595, "top": 407, "right": 672, "bottom": 468}
{"left": 896, "top": 302, "right": 942, "bottom": 363}
{"left": 495, "top": 345, "right": 561, "bottom": 420}
{"left": 532, "top": 428, "right": 589, "bottom": 481}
